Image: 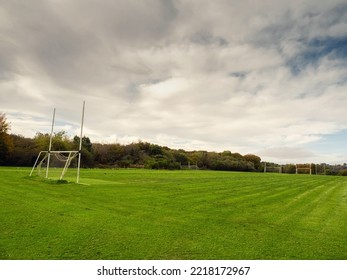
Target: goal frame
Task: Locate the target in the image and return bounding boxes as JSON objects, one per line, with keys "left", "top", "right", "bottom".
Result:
{"left": 296, "top": 163, "right": 312, "bottom": 175}
{"left": 30, "top": 150, "right": 79, "bottom": 180}
{"left": 180, "top": 161, "right": 199, "bottom": 170}
{"left": 264, "top": 162, "right": 282, "bottom": 173}
{"left": 29, "top": 101, "right": 85, "bottom": 183}
{"left": 315, "top": 163, "right": 326, "bottom": 175}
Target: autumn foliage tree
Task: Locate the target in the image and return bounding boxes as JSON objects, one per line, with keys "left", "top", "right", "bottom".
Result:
{"left": 0, "top": 113, "right": 14, "bottom": 165}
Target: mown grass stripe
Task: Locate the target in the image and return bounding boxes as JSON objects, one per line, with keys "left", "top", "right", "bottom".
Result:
{"left": 0, "top": 167, "right": 346, "bottom": 259}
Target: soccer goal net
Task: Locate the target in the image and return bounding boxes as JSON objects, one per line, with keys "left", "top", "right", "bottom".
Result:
{"left": 30, "top": 151, "right": 80, "bottom": 181}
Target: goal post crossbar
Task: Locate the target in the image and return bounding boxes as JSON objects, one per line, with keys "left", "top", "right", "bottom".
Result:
{"left": 36, "top": 150, "right": 80, "bottom": 154}
{"left": 264, "top": 166, "right": 282, "bottom": 172}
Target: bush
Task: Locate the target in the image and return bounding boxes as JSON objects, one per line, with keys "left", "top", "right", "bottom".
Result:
{"left": 145, "top": 158, "right": 180, "bottom": 170}
{"left": 337, "top": 169, "right": 347, "bottom": 176}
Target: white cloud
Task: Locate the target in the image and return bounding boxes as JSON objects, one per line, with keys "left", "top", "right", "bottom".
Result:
{"left": 140, "top": 77, "right": 190, "bottom": 100}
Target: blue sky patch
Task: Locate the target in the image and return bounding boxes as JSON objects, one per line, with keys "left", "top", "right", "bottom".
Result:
{"left": 288, "top": 36, "right": 347, "bottom": 74}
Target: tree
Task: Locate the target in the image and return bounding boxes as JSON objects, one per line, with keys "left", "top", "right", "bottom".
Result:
{"left": 8, "top": 134, "right": 37, "bottom": 166}
{"left": 72, "top": 135, "right": 94, "bottom": 167}
{"left": 172, "top": 150, "right": 189, "bottom": 165}
{"left": 52, "top": 131, "right": 72, "bottom": 151}
{"left": 34, "top": 131, "right": 72, "bottom": 151}
{"left": 73, "top": 135, "right": 93, "bottom": 152}
{"left": 0, "top": 113, "right": 14, "bottom": 165}
{"left": 149, "top": 144, "right": 163, "bottom": 156}
{"left": 0, "top": 113, "right": 10, "bottom": 133}
{"left": 33, "top": 132, "right": 50, "bottom": 151}
{"left": 244, "top": 154, "right": 262, "bottom": 170}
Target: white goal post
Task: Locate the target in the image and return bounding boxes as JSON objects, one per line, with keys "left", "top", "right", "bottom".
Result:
{"left": 315, "top": 163, "right": 326, "bottom": 175}
{"left": 180, "top": 161, "right": 199, "bottom": 170}
{"left": 296, "top": 163, "right": 312, "bottom": 175}
{"left": 264, "top": 162, "right": 282, "bottom": 173}
{"left": 29, "top": 101, "right": 85, "bottom": 183}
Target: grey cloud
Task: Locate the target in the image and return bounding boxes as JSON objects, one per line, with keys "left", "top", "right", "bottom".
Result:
{"left": 75, "top": 0, "right": 178, "bottom": 44}
{"left": 0, "top": 0, "right": 179, "bottom": 91}
{"left": 258, "top": 146, "right": 317, "bottom": 163}
{"left": 1, "top": 0, "right": 347, "bottom": 164}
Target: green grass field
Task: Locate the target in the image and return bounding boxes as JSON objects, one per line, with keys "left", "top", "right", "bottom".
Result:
{"left": 0, "top": 167, "right": 346, "bottom": 260}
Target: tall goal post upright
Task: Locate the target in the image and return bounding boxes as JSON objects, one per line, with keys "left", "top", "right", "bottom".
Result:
{"left": 45, "top": 108, "right": 56, "bottom": 179}
{"left": 76, "top": 101, "right": 85, "bottom": 184}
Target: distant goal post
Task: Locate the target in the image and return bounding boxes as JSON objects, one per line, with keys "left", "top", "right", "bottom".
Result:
{"left": 180, "top": 161, "right": 199, "bottom": 170}
{"left": 264, "top": 162, "right": 282, "bottom": 173}
{"left": 296, "top": 163, "right": 312, "bottom": 175}
{"left": 315, "top": 163, "right": 327, "bottom": 175}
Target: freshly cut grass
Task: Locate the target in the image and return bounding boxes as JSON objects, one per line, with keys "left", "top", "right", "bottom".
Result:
{"left": 0, "top": 167, "right": 346, "bottom": 260}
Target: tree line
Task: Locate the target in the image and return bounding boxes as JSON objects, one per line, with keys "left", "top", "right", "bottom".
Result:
{"left": 1, "top": 113, "right": 346, "bottom": 174}
{"left": 3, "top": 132, "right": 262, "bottom": 172}
{"left": 1, "top": 113, "right": 262, "bottom": 171}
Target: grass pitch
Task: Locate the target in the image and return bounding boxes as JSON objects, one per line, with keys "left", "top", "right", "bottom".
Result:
{"left": 0, "top": 167, "right": 346, "bottom": 260}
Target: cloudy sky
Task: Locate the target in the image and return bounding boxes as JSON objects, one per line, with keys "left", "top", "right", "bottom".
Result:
{"left": 1, "top": 0, "right": 347, "bottom": 164}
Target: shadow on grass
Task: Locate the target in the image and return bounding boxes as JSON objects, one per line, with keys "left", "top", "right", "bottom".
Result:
{"left": 26, "top": 175, "right": 73, "bottom": 185}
